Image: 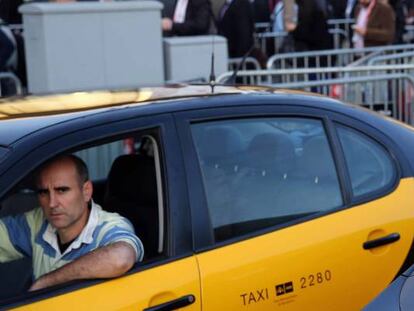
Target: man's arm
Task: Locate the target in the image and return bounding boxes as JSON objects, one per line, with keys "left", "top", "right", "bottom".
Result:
{"left": 29, "top": 241, "right": 136, "bottom": 291}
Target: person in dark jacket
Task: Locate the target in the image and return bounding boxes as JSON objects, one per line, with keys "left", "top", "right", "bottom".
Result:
{"left": 292, "top": 0, "right": 333, "bottom": 51}
{"left": 217, "top": 0, "right": 254, "bottom": 58}
{"left": 388, "top": 0, "right": 405, "bottom": 44}
{"left": 162, "top": 0, "right": 212, "bottom": 36}
{"left": 328, "top": 0, "right": 347, "bottom": 18}
{"left": 0, "top": 26, "right": 14, "bottom": 72}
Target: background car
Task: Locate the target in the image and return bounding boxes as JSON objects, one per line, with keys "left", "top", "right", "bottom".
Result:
{"left": 364, "top": 263, "right": 414, "bottom": 311}
{"left": 0, "top": 85, "right": 414, "bottom": 310}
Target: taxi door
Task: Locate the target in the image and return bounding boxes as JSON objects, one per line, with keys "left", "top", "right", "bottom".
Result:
{"left": 13, "top": 257, "right": 201, "bottom": 311}
{"left": 1, "top": 113, "right": 202, "bottom": 311}
{"left": 176, "top": 106, "right": 414, "bottom": 311}
{"left": 193, "top": 184, "right": 414, "bottom": 311}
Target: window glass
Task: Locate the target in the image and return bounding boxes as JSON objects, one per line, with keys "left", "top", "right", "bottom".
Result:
{"left": 191, "top": 118, "right": 343, "bottom": 242}
{"left": 0, "top": 134, "right": 163, "bottom": 301}
{"left": 337, "top": 125, "right": 396, "bottom": 197}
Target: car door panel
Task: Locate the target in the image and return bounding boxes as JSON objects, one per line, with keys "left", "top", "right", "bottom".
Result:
{"left": 13, "top": 257, "right": 201, "bottom": 310}
{"left": 0, "top": 112, "right": 201, "bottom": 310}
{"left": 175, "top": 106, "right": 414, "bottom": 310}
{"left": 195, "top": 178, "right": 414, "bottom": 310}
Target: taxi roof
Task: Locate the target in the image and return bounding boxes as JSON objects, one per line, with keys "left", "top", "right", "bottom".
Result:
{"left": 0, "top": 84, "right": 339, "bottom": 147}
{"left": 0, "top": 85, "right": 282, "bottom": 120}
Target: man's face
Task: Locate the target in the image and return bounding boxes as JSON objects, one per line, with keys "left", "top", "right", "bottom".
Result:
{"left": 359, "top": 0, "right": 371, "bottom": 7}
{"left": 37, "top": 159, "right": 92, "bottom": 240}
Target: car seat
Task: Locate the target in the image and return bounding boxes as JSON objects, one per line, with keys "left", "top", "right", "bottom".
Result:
{"left": 196, "top": 125, "right": 246, "bottom": 173}
{"left": 245, "top": 132, "right": 296, "bottom": 177}
{"left": 103, "top": 154, "right": 159, "bottom": 260}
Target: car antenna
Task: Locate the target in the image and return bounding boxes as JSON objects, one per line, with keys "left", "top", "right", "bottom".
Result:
{"left": 209, "top": 34, "right": 216, "bottom": 93}
{"left": 224, "top": 3, "right": 284, "bottom": 85}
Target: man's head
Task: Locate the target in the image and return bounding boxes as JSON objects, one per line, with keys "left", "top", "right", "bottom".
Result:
{"left": 36, "top": 155, "right": 93, "bottom": 243}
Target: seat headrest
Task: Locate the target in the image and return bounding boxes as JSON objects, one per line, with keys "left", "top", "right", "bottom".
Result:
{"left": 105, "top": 154, "right": 156, "bottom": 206}
{"left": 246, "top": 132, "right": 295, "bottom": 173}
{"left": 302, "top": 136, "right": 336, "bottom": 178}
{"left": 197, "top": 126, "right": 246, "bottom": 163}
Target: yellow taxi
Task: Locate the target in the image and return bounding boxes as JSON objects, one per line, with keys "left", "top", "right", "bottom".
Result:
{"left": 0, "top": 85, "right": 414, "bottom": 310}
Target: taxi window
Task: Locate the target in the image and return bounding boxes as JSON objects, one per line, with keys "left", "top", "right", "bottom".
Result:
{"left": 0, "top": 134, "right": 164, "bottom": 302}
{"left": 191, "top": 118, "right": 343, "bottom": 242}
{"left": 336, "top": 125, "right": 396, "bottom": 197}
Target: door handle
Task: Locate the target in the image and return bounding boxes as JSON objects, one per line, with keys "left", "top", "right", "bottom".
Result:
{"left": 143, "top": 295, "right": 196, "bottom": 311}
{"left": 363, "top": 232, "right": 400, "bottom": 250}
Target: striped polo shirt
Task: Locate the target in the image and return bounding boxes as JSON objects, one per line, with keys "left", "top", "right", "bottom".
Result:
{"left": 0, "top": 201, "right": 144, "bottom": 280}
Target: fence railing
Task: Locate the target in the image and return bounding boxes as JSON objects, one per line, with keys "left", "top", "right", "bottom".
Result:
{"left": 266, "top": 44, "right": 414, "bottom": 69}
{"left": 228, "top": 57, "right": 261, "bottom": 71}
{"left": 271, "top": 74, "right": 414, "bottom": 124}
{"left": 217, "top": 65, "right": 414, "bottom": 124}
{"left": 254, "top": 31, "right": 287, "bottom": 55}
{"left": 0, "top": 72, "right": 23, "bottom": 97}
{"left": 327, "top": 18, "right": 355, "bottom": 48}
{"left": 366, "top": 51, "right": 414, "bottom": 66}
{"left": 253, "top": 18, "right": 356, "bottom": 56}
{"left": 218, "top": 64, "right": 414, "bottom": 85}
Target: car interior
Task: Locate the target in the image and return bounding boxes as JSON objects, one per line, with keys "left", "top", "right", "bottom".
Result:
{"left": 194, "top": 120, "right": 343, "bottom": 243}
{"left": 0, "top": 134, "right": 164, "bottom": 302}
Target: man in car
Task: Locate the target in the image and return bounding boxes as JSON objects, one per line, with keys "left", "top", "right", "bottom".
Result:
{"left": 0, "top": 155, "right": 144, "bottom": 291}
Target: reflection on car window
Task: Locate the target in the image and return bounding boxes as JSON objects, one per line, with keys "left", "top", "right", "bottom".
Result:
{"left": 337, "top": 125, "right": 396, "bottom": 197}
{"left": 192, "top": 118, "right": 343, "bottom": 242}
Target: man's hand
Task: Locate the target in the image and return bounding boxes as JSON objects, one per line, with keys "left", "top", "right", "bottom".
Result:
{"left": 29, "top": 241, "right": 136, "bottom": 292}
{"left": 162, "top": 18, "right": 173, "bottom": 31}
{"left": 285, "top": 22, "right": 297, "bottom": 32}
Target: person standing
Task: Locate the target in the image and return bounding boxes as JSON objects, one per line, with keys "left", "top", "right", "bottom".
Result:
{"left": 291, "top": 0, "right": 333, "bottom": 52}
{"left": 217, "top": 0, "right": 254, "bottom": 58}
{"left": 162, "top": 0, "right": 212, "bottom": 36}
{"left": 352, "top": 0, "right": 395, "bottom": 48}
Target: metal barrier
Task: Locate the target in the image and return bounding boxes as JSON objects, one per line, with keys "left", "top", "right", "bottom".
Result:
{"left": 227, "top": 57, "right": 262, "bottom": 84}
{"left": 254, "top": 31, "right": 287, "bottom": 55}
{"left": 254, "top": 22, "right": 271, "bottom": 33}
{"left": 228, "top": 57, "right": 261, "bottom": 71}
{"left": 217, "top": 65, "right": 414, "bottom": 124}
{"left": 266, "top": 44, "right": 414, "bottom": 70}
{"left": 7, "top": 24, "right": 23, "bottom": 33}
{"left": 0, "top": 72, "right": 23, "bottom": 97}
{"left": 218, "top": 64, "right": 414, "bottom": 85}
{"left": 367, "top": 51, "right": 414, "bottom": 66}
{"left": 328, "top": 28, "right": 349, "bottom": 50}
{"left": 219, "top": 64, "right": 410, "bottom": 85}
{"left": 327, "top": 18, "right": 355, "bottom": 31}
{"left": 327, "top": 18, "right": 355, "bottom": 48}
{"left": 272, "top": 74, "right": 414, "bottom": 124}
{"left": 254, "top": 18, "right": 355, "bottom": 55}
{"left": 254, "top": 29, "right": 347, "bottom": 55}
{"left": 404, "top": 25, "right": 414, "bottom": 43}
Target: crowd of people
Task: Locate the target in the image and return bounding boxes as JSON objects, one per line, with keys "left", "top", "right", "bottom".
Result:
{"left": 1, "top": 0, "right": 414, "bottom": 94}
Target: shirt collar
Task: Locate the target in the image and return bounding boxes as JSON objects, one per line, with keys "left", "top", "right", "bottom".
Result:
{"left": 42, "top": 201, "right": 101, "bottom": 256}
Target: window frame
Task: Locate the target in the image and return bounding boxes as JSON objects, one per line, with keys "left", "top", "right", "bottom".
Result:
{"left": 0, "top": 111, "right": 193, "bottom": 308}
{"left": 175, "top": 104, "right": 403, "bottom": 252}
{"left": 332, "top": 120, "right": 401, "bottom": 206}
